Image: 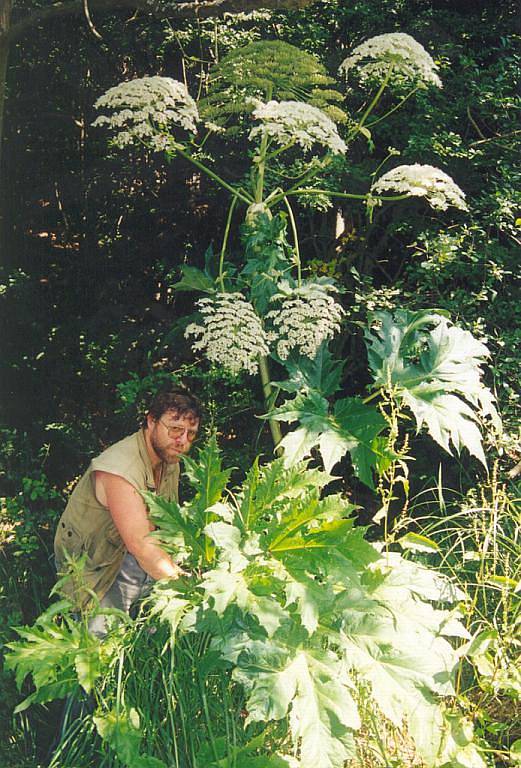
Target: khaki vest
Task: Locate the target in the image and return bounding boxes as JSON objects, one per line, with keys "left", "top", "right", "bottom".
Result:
{"left": 54, "top": 429, "right": 179, "bottom": 609}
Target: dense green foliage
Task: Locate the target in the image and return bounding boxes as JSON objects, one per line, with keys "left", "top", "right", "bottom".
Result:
{"left": 2, "top": 442, "right": 495, "bottom": 767}
{"left": 1, "top": 0, "right": 519, "bottom": 766}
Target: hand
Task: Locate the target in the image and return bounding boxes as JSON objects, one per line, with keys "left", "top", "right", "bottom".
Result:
{"left": 171, "top": 565, "right": 190, "bottom": 579}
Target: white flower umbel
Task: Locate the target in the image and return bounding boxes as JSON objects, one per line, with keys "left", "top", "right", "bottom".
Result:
{"left": 185, "top": 293, "right": 269, "bottom": 376}
{"left": 266, "top": 280, "right": 345, "bottom": 360}
{"left": 371, "top": 164, "right": 467, "bottom": 211}
{"left": 249, "top": 100, "right": 347, "bottom": 155}
{"left": 340, "top": 33, "right": 442, "bottom": 88}
{"left": 92, "top": 76, "right": 199, "bottom": 150}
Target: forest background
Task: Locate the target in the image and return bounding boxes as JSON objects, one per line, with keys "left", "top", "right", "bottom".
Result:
{"left": 0, "top": 0, "right": 519, "bottom": 766}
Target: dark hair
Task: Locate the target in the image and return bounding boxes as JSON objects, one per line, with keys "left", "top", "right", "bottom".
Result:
{"left": 143, "top": 387, "right": 202, "bottom": 427}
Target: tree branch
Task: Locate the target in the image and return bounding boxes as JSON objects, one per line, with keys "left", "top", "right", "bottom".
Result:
{"left": 6, "top": 0, "right": 311, "bottom": 44}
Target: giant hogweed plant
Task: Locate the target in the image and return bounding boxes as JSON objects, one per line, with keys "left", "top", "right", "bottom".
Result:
{"left": 8, "top": 441, "right": 491, "bottom": 768}
{"left": 5, "top": 33, "right": 504, "bottom": 768}
{"left": 89, "top": 34, "right": 496, "bottom": 480}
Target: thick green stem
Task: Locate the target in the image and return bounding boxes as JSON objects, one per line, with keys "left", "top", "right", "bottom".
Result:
{"left": 264, "top": 137, "right": 296, "bottom": 162}
{"left": 259, "top": 355, "right": 282, "bottom": 451}
{"left": 219, "top": 196, "right": 238, "bottom": 291}
{"left": 286, "top": 188, "right": 410, "bottom": 203}
{"left": 282, "top": 195, "right": 302, "bottom": 286}
{"left": 254, "top": 129, "right": 269, "bottom": 204}
{"left": 268, "top": 156, "right": 332, "bottom": 208}
{"left": 176, "top": 147, "right": 253, "bottom": 205}
{"left": 253, "top": 83, "right": 273, "bottom": 204}
{"left": 366, "top": 85, "right": 420, "bottom": 128}
{"left": 363, "top": 388, "right": 382, "bottom": 405}
{"left": 348, "top": 63, "right": 394, "bottom": 142}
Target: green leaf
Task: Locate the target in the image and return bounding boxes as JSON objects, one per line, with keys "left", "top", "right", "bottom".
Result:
{"left": 183, "top": 435, "right": 234, "bottom": 517}
{"left": 340, "top": 613, "right": 455, "bottom": 726}
{"left": 336, "top": 551, "right": 465, "bottom": 752}
{"left": 5, "top": 605, "right": 86, "bottom": 693}
{"left": 145, "top": 492, "right": 207, "bottom": 561}
{"left": 14, "top": 677, "right": 78, "bottom": 713}
{"left": 239, "top": 459, "right": 331, "bottom": 533}
{"left": 233, "top": 639, "right": 359, "bottom": 768}
{"left": 437, "top": 712, "right": 487, "bottom": 768}
{"left": 236, "top": 756, "right": 298, "bottom": 768}
{"left": 204, "top": 521, "right": 249, "bottom": 572}
{"left": 485, "top": 574, "right": 518, "bottom": 589}
{"left": 402, "top": 391, "right": 487, "bottom": 466}
{"left": 283, "top": 571, "right": 334, "bottom": 635}
{"left": 364, "top": 310, "right": 500, "bottom": 465}
{"left": 195, "top": 733, "right": 295, "bottom": 768}
{"left": 148, "top": 436, "right": 233, "bottom": 566}
{"left": 241, "top": 212, "right": 293, "bottom": 314}
{"left": 172, "top": 264, "right": 215, "bottom": 294}
{"left": 278, "top": 426, "right": 323, "bottom": 468}
{"left": 94, "top": 707, "right": 168, "bottom": 768}
{"left": 510, "top": 739, "right": 521, "bottom": 765}
{"left": 201, "top": 568, "right": 287, "bottom": 637}
{"left": 147, "top": 582, "right": 191, "bottom": 641}
{"left": 269, "top": 390, "right": 329, "bottom": 427}
{"left": 75, "top": 643, "right": 101, "bottom": 694}
{"left": 334, "top": 398, "right": 387, "bottom": 487}
{"left": 274, "top": 345, "right": 345, "bottom": 398}
{"left": 270, "top": 392, "right": 386, "bottom": 479}
{"left": 318, "top": 429, "right": 353, "bottom": 474}
{"left": 397, "top": 532, "right": 440, "bottom": 553}
{"left": 464, "top": 628, "right": 497, "bottom": 658}
{"left": 266, "top": 492, "right": 321, "bottom": 551}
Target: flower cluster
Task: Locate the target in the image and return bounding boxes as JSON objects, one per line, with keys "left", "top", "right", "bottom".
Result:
{"left": 249, "top": 100, "right": 347, "bottom": 155}
{"left": 339, "top": 33, "right": 442, "bottom": 88}
{"left": 185, "top": 293, "right": 269, "bottom": 375}
{"left": 371, "top": 164, "right": 467, "bottom": 211}
{"left": 266, "top": 280, "right": 345, "bottom": 360}
{"left": 92, "top": 76, "right": 199, "bottom": 150}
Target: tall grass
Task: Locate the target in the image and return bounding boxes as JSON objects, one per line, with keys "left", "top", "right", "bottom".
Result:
{"left": 47, "top": 618, "right": 275, "bottom": 768}
{"left": 394, "top": 465, "right": 521, "bottom": 763}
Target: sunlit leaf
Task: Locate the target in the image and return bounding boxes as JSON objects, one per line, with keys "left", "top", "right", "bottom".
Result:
{"left": 398, "top": 532, "right": 440, "bottom": 553}
{"left": 274, "top": 345, "right": 345, "bottom": 398}
{"left": 364, "top": 310, "right": 500, "bottom": 465}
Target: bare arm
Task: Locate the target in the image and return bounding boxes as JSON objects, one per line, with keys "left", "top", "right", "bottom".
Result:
{"left": 94, "top": 470, "right": 184, "bottom": 581}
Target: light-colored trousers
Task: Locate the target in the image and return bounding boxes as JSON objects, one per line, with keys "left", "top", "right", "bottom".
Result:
{"left": 88, "top": 552, "right": 153, "bottom": 637}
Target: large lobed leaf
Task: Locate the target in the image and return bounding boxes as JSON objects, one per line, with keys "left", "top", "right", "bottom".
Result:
{"left": 269, "top": 390, "right": 386, "bottom": 486}
{"left": 364, "top": 309, "right": 500, "bottom": 465}
{"left": 224, "top": 634, "right": 358, "bottom": 768}
{"left": 274, "top": 344, "right": 345, "bottom": 399}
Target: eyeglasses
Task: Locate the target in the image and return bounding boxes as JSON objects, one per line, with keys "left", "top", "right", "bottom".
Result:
{"left": 158, "top": 418, "right": 199, "bottom": 442}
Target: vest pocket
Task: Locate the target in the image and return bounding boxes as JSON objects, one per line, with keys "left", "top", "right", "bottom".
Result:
{"left": 87, "top": 524, "right": 124, "bottom": 570}
{"left": 56, "top": 522, "right": 85, "bottom": 560}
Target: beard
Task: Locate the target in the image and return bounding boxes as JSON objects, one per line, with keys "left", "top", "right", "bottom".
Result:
{"left": 150, "top": 430, "right": 182, "bottom": 464}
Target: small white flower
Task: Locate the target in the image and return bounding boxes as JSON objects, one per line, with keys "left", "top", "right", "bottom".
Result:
{"left": 249, "top": 100, "right": 347, "bottom": 155}
{"left": 92, "top": 76, "right": 199, "bottom": 150}
{"left": 371, "top": 164, "right": 467, "bottom": 211}
{"left": 340, "top": 32, "right": 442, "bottom": 88}
{"left": 266, "top": 280, "right": 345, "bottom": 360}
{"left": 185, "top": 293, "right": 269, "bottom": 375}
{"left": 204, "top": 120, "right": 226, "bottom": 134}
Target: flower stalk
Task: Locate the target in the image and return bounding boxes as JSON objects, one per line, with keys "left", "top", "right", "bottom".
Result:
{"left": 258, "top": 355, "right": 282, "bottom": 451}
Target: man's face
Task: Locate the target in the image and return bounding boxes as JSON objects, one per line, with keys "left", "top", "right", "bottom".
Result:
{"left": 147, "top": 409, "right": 199, "bottom": 464}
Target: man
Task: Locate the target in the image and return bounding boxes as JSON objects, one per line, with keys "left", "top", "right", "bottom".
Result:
{"left": 54, "top": 387, "right": 201, "bottom": 634}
